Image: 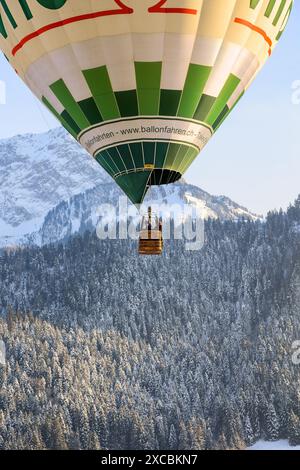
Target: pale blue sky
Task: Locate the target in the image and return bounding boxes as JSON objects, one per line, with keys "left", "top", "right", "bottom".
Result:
{"left": 0, "top": 3, "right": 299, "bottom": 215}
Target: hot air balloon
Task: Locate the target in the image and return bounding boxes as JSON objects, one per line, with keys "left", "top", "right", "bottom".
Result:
{"left": 0, "top": 0, "right": 293, "bottom": 254}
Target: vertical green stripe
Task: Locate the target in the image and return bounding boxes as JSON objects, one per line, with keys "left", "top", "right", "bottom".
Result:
{"left": 61, "top": 111, "right": 82, "bottom": 136}
{"left": 95, "top": 152, "right": 116, "bottom": 178}
{"left": 169, "top": 146, "right": 189, "bottom": 172}
{"left": 205, "top": 74, "right": 240, "bottom": 126}
{"left": 159, "top": 90, "right": 181, "bottom": 116}
{"left": 135, "top": 62, "right": 162, "bottom": 115}
{"left": 78, "top": 97, "right": 103, "bottom": 125}
{"left": 250, "top": 0, "right": 261, "bottom": 8}
{"left": 178, "top": 64, "right": 211, "bottom": 118}
{"left": 154, "top": 142, "right": 169, "bottom": 168}
{"left": 83, "top": 66, "right": 120, "bottom": 120}
{"left": 276, "top": 2, "right": 292, "bottom": 40}
{"left": 273, "top": 0, "right": 286, "bottom": 25}
{"left": 265, "top": 0, "right": 276, "bottom": 17}
{"left": 115, "top": 90, "right": 138, "bottom": 117}
{"left": 105, "top": 147, "right": 127, "bottom": 173}
{"left": 212, "top": 105, "right": 229, "bottom": 130}
{"left": 0, "top": 1, "right": 17, "bottom": 38}
{"left": 214, "top": 92, "right": 244, "bottom": 132}
{"left": 115, "top": 144, "right": 136, "bottom": 171}
{"left": 103, "top": 149, "right": 124, "bottom": 174}
{"left": 50, "top": 79, "right": 90, "bottom": 130}
{"left": 164, "top": 143, "right": 181, "bottom": 170}
{"left": 19, "top": 0, "right": 33, "bottom": 19}
{"left": 42, "top": 96, "right": 78, "bottom": 138}
{"left": 143, "top": 142, "right": 156, "bottom": 166}
{"left": 129, "top": 143, "right": 144, "bottom": 169}
{"left": 194, "top": 94, "right": 216, "bottom": 122}
{"left": 178, "top": 147, "right": 198, "bottom": 175}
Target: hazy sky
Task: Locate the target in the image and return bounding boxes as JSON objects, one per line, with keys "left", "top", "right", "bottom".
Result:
{"left": 0, "top": 3, "right": 299, "bottom": 215}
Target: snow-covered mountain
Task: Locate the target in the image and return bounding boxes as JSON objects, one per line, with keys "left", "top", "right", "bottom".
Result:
{"left": 0, "top": 128, "right": 106, "bottom": 247}
{"left": 0, "top": 127, "right": 262, "bottom": 247}
{"left": 39, "top": 180, "right": 262, "bottom": 246}
{"left": 248, "top": 440, "right": 300, "bottom": 451}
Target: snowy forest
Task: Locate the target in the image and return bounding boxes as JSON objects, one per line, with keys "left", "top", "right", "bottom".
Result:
{"left": 0, "top": 197, "right": 300, "bottom": 450}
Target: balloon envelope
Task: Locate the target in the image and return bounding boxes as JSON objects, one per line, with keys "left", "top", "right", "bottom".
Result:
{"left": 0, "top": 0, "right": 293, "bottom": 203}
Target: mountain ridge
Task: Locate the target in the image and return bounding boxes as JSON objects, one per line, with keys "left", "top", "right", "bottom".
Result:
{"left": 0, "top": 127, "right": 262, "bottom": 247}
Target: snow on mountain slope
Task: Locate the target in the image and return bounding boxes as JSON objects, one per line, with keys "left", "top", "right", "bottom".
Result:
{"left": 0, "top": 127, "right": 106, "bottom": 246}
{"left": 39, "top": 175, "right": 262, "bottom": 246}
{"left": 0, "top": 127, "right": 262, "bottom": 247}
{"left": 248, "top": 440, "right": 300, "bottom": 450}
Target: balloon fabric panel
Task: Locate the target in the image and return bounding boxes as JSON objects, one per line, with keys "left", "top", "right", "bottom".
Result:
{"left": 0, "top": 0, "right": 293, "bottom": 203}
